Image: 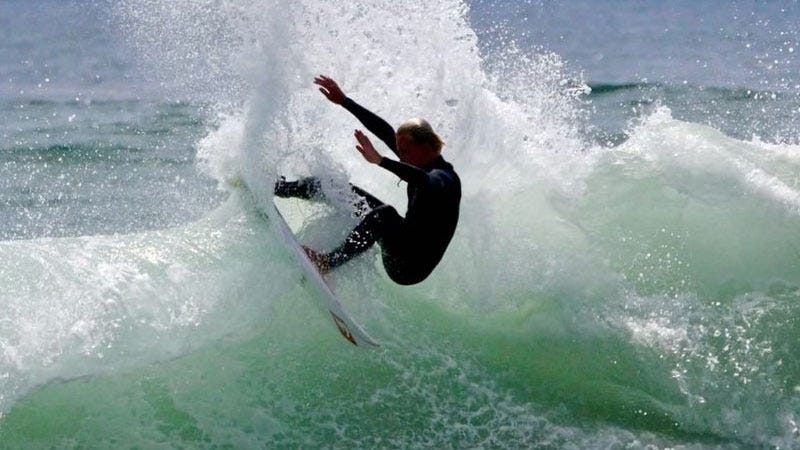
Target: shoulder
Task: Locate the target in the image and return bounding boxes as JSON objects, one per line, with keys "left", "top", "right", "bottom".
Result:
{"left": 427, "top": 167, "right": 461, "bottom": 194}
{"left": 432, "top": 158, "right": 459, "bottom": 181}
{"left": 429, "top": 167, "right": 458, "bottom": 181}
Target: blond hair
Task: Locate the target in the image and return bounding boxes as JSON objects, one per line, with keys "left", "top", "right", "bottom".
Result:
{"left": 397, "top": 118, "right": 444, "bottom": 153}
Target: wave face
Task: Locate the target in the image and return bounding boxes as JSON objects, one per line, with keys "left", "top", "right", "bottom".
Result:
{"left": 1, "top": 1, "right": 799, "bottom": 449}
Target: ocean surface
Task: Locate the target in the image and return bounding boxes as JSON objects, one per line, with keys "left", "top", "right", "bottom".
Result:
{"left": 1, "top": 0, "right": 799, "bottom": 448}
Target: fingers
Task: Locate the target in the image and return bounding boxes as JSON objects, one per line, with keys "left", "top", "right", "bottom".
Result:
{"left": 354, "top": 130, "right": 367, "bottom": 153}
{"left": 354, "top": 129, "right": 370, "bottom": 146}
{"left": 313, "top": 75, "right": 335, "bottom": 88}
{"left": 354, "top": 143, "right": 367, "bottom": 161}
{"left": 355, "top": 145, "right": 373, "bottom": 163}
{"left": 353, "top": 130, "right": 381, "bottom": 164}
{"left": 314, "top": 75, "right": 345, "bottom": 104}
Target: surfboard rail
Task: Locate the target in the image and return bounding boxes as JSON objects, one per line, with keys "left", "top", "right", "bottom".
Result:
{"left": 245, "top": 188, "right": 378, "bottom": 348}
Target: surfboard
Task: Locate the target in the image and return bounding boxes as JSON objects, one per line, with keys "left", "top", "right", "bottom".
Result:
{"left": 259, "top": 196, "right": 380, "bottom": 348}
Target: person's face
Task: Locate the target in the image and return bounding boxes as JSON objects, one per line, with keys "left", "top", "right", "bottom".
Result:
{"left": 396, "top": 133, "right": 435, "bottom": 167}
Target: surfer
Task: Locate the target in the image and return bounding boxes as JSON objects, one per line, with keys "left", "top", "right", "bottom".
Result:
{"left": 274, "top": 75, "right": 461, "bottom": 285}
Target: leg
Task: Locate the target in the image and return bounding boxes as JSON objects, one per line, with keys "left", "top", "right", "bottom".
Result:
{"left": 277, "top": 177, "right": 401, "bottom": 272}
{"left": 274, "top": 176, "right": 323, "bottom": 200}
{"left": 321, "top": 204, "right": 403, "bottom": 269}
{"left": 320, "top": 210, "right": 430, "bottom": 285}
{"left": 275, "top": 177, "right": 384, "bottom": 210}
{"left": 350, "top": 184, "right": 385, "bottom": 211}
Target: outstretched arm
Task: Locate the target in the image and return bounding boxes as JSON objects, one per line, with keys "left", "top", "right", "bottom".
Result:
{"left": 314, "top": 75, "right": 398, "bottom": 155}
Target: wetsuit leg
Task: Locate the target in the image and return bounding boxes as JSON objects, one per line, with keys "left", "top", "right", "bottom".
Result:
{"left": 350, "top": 185, "right": 384, "bottom": 210}
{"left": 276, "top": 178, "right": 422, "bottom": 280}
{"left": 323, "top": 204, "right": 403, "bottom": 269}
{"left": 274, "top": 177, "right": 383, "bottom": 211}
{"left": 379, "top": 238, "right": 433, "bottom": 285}
{"left": 274, "top": 177, "right": 323, "bottom": 200}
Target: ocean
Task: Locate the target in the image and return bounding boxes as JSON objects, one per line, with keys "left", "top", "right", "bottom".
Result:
{"left": 1, "top": 0, "right": 799, "bottom": 448}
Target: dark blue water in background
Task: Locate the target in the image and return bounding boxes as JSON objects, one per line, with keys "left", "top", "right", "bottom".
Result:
{"left": 0, "top": 0, "right": 219, "bottom": 239}
{"left": 471, "top": 0, "right": 800, "bottom": 145}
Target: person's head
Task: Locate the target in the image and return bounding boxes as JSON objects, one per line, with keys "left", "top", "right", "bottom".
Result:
{"left": 395, "top": 118, "right": 444, "bottom": 167}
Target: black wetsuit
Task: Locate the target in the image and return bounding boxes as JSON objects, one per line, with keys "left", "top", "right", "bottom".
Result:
{"left": 275, "top": 97, "right": 461, "bottom": 285}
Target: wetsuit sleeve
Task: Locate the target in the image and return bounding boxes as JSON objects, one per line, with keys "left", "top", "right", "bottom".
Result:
{"left": 378, "top": 157, "right": 431, "bottom": 186}
{"left": 342, "top": 97, "right": 398, "bottom": 155}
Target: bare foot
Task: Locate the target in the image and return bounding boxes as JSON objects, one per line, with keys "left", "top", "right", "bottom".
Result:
{"left": 302, "top": 246, "right": 331, "bottom": 274}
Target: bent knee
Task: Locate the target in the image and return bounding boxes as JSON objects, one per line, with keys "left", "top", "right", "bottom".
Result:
{"left": 382, "top": 256, "right": 433, "bottom": 285}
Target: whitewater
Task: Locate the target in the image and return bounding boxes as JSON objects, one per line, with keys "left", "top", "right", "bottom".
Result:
{"left": 1, "top": 0, "right": 799, "bottom": 448}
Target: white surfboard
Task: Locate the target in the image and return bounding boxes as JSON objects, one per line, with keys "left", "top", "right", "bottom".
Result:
{"left": 260, "top": 198, "right": 380, "bottom": 348}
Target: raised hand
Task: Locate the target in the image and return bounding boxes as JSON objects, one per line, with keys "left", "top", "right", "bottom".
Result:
{"left": 354, "top": 129, "right": 383, "bottom": 164}
{"left": 313, "top": 75, "right": 346, "bottom": 105}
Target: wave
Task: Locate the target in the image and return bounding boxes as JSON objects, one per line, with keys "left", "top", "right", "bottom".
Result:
{"left": 588, "top": 81, "right": 795, "bottom": 101}
{"left": 586, "top": 81, "right": 800, "bottom": 147}
{"left": 2, "top": 105, "right": 799, "bottom": 447}
{"left": 588, "top": 82, "right": 655, "bottom": 95}
{"left": 0, "top": 143, "right": 185, "bottom": 165}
